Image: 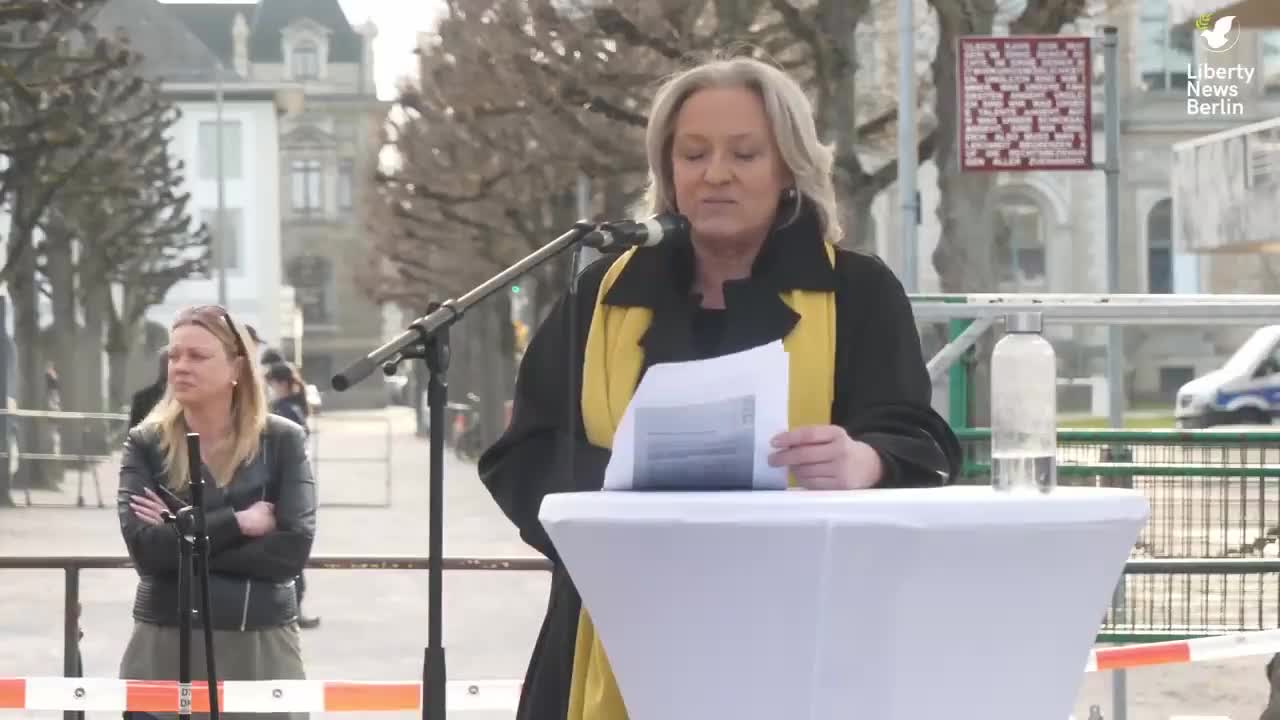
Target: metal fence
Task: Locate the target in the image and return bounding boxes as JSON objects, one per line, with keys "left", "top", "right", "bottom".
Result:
{"left": 1, "top": 553, "right": 1276, "bottom": 720}
{"left": 959, "top": 427, "right": 1280, "bottom": 641}
{"left": 1, "top": 408, "right": 396, "bottom": 509}
{"left": 0, "top": 408, "right": 129, "bottom": 509}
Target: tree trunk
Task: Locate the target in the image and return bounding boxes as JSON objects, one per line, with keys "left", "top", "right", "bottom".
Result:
{"left": 929, "top": 1, "right": 998, "bottom": 426}
{"left": 532, "top": 189, "right": 580, "bottom": 326}
{"left": 478, "top": 291, "right": 515, "bottom": 449}
{"left": 46, "top": 223, "right": 83, "bottom": 458}
{"left": 844, "top": 187, "right": 878, "bottom": 254}
{"left": 602, "top": 176, "right": 630, "bottom": 219}
{"left": 80, "top": 280, "right": 110, "bottom": 455}
{"left": 0, "top": 295, "right": 12, "bottom": 507}
{"left": 105, "top": 294, "right": 142, "bottom": 421}
{"left": 11, "top": 215, "right": 54, "bottom": 489}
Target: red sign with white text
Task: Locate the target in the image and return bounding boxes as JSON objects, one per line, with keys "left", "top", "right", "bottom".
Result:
{"left": 957, "top": 35, "right": 1093, "bottom": 172}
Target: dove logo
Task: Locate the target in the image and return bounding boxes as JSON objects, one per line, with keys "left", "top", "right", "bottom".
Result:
{"left": 1196, "top": 14, "right": 1241, "bottom": 53}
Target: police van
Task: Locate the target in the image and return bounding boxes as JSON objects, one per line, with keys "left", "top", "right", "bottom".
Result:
{"left": 1175, "top": 325, "right": 1280, "bottom": 429}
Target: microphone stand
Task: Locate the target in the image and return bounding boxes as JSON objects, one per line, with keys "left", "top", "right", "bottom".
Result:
{"left": 164, "top": 433, "right": 220, "bottom": 719}
{"left": 331, "top": 221, "right": 598, "bottom": 720}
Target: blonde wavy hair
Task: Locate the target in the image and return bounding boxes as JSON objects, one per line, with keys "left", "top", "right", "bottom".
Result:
{"left": 634, "top": 54, "right": 843, "bottom": 246}
{"left": 143, "top": 305, "right": 268, "bottom": 490}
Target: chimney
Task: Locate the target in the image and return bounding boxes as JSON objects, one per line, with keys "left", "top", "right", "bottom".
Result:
{"left": 357, "top": 20, "right": 377, "bottom": 96}
{"left": 232, "top": 12, "right": 250, "bottom": 77}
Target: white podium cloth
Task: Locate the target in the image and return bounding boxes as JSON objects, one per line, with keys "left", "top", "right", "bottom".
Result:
{"left": 539, "top": 485, "right": 1148, "bottom": 720}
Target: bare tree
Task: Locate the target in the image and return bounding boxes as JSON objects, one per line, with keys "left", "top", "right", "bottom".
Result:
{"left": 31, "top": 34, "right": 201, "bottom": 464}
{"left": 378, "top": 0, "right": 942, "bottom": 293}
{"left": 1, "top": 0, "right": 145, "bottom": 491}
{"left": 61, "top": 91, "right": 207, "bottom": 412}
{"left": 365, "top": 0, "right": 954, "bottom": 443}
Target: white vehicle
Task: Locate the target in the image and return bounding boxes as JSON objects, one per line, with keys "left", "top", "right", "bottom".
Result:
{"left": 1175, "top": 325, "right": 1280, "bottom": 428}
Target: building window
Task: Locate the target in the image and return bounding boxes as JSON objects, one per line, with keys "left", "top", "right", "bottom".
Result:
{"left": 200, "top": 207, "right": 243, "bottom": 272}
{"left": 1137, "top": 0, "right": 1192, "bottom": 91}
{"left": 292, "top": 41, "right": 319, "bottom": 79}
{"left": 337, "top": 159, "right": 353, "bottom": 210}
{"left": 198, "top": 121, "right": 242, "bottom": 180}
{"left": 291, "top": 159, "right": 323, "bottom": 214}
{"left": 1147, "top": 198, "right": 1172, "bottom": 294}
{"left": 993, "top": 192, "right": 1046, "bottom": 289}
{"left": 287, "top": 254, "right": 334, "bottom": 325}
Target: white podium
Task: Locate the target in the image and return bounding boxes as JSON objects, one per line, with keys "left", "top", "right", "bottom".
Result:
{"left": 539, "top": 485, "right": 1148, "bottom": 720}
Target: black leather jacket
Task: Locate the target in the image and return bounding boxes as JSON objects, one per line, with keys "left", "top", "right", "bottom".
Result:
{"left": 116, "top": 415, "right": 316, "bottom": 631}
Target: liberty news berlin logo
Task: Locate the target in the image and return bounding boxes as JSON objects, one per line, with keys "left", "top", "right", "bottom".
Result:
{"left": 1187, "top": 13, "right": 1253, "bottom": 117}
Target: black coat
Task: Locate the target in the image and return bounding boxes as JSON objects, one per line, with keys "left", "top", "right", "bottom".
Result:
{"left": 128, "top": 382, "right": 165, "bottom": 429}
{"left": 478, "top": 210, "right": 961, "bottom": 720}
{"left": 116, "top": 415, "right": 317, "bottom": 630}
{"left": 270, "top": 394, "right": 309, "bottom": 436}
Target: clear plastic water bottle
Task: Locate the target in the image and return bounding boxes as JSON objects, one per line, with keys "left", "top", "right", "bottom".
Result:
{"left": 990, "top": 311, "right": 1058, "bottom": 493}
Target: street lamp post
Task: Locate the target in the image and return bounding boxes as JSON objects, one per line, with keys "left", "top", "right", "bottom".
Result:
{"left": 215, "top": 62, "right": 227, "bottom": 306}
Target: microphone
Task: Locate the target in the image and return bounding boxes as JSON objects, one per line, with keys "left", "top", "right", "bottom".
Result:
{"left": 582, "top": 213, "right": 689, "bottom": 249}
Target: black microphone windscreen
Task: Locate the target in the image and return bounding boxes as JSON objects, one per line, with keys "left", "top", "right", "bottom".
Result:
{"left": 657, "top": 213, "right": 690, "bottom": 243}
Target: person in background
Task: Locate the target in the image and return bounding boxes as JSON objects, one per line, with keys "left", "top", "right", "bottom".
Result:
{"left": 245, "top": 324, "right": 286, "bottom": 367}
{"left": 118, "top": 304, "right": 316, "bottom": 720}
{"left": 44, "top": 361, "right": 60, "bottom": 410}
{"left": 265, "top": 360, "right": 320, "bottom": 629}
{"left": 128, "top": 350, "right": 169, "bottom": 429}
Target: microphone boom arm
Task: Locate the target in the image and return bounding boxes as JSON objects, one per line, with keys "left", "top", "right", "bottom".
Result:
{"left": 329, "top": 218, "right": 597, "bottom": 720}
{"left": 332, "top": 221, "right": 597, "bottom": 391}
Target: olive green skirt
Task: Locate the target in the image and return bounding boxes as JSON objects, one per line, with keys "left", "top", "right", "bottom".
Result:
{"left": 119, "top": 621, "right": 307, "bottom": 720}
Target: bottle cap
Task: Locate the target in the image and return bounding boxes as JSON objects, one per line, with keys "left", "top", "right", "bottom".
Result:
{"left": 1005, "top": 311, "right": 1043, "bottom": 333}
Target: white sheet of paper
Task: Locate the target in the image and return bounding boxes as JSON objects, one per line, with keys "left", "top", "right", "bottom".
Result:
{"left": 603, "top": 340, "right": 789, "bottom": 491}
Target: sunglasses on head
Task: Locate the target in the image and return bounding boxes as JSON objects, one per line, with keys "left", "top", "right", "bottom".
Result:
{"left": 181, "top": 304, "right": 248, "bottom": 358}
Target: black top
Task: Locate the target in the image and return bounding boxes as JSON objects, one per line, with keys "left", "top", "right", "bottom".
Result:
{"left": 128, "top": 381, "right": 166, "bottom": 429}
{"left": 689, "top": 308, "right": 728, "bottom": 358}
{"left": 477, "top": 205, "right": 961, "bottom": 720}
{"left": 116, "top": 416, "right": 317, "bottom": 630}
{"left": 270, "top": 393, "right": 310, "bottom": 437}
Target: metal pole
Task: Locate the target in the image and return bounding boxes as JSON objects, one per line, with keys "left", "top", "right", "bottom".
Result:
{"left": 897, "top": 0, "right": 918, "bottom": 292}
{"left": 0, "top": 296, "right": 9, "bottom": 504}
{"left": 1100, "top": 25, "right": 1128, "bottom": 720}
{"left": 63, "top": 566, "right": 81, "bottom": 720}
{"left": 215, "top": 63, "right": 227, "bottom": 306}
{"left": 1103, "top": 28, "right": 1123, "bottom": 428}
{"left": 575, "top": 173, "right": 599, "bottom": 266}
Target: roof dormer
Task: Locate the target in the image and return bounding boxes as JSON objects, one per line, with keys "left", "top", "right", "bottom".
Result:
{"left": 282, "top": 18, "right": 331, "bottom": 81}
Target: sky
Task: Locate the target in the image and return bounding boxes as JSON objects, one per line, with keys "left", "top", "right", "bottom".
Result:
{"left": 160, "top": 0, "right": 448, "bottom": 100}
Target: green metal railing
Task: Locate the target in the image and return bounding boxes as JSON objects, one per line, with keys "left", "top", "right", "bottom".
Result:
{"left": 957, "top": 427, "right": 1280, "bottom": 643}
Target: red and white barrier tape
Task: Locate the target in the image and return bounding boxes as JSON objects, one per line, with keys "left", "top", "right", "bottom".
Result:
{"left": 0, "top": 677, "right": 521, "bottom": 713}
{"left": 6, "top": 632, "right": 1280, "bottom": 714}
{"left": 1087, "top": 628, "right": 1280, "bottom": 671}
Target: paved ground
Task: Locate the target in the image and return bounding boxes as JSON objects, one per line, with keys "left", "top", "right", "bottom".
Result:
{"left": 0, "top": 407, "right": 1275, "bottom": 719}
{"left": 0, "top": 408, "right": 543, "bottom": 719}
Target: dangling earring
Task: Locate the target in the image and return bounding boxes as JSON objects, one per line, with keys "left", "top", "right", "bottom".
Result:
{"left": 782, "top": 187, "right": 797, "bottom": 202}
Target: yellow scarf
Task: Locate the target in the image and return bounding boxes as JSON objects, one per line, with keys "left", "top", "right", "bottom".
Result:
{"left": 570, "top": 243, "right": 838, "bottom": 720}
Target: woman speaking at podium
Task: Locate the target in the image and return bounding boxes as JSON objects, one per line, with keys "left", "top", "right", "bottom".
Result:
{"left": 479, "top": 55, "right": 961, "bottom": 720}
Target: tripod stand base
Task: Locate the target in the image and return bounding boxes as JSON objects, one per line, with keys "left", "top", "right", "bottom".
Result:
{"left": 423, "top": 645, "right": 446, "bottom": 720}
